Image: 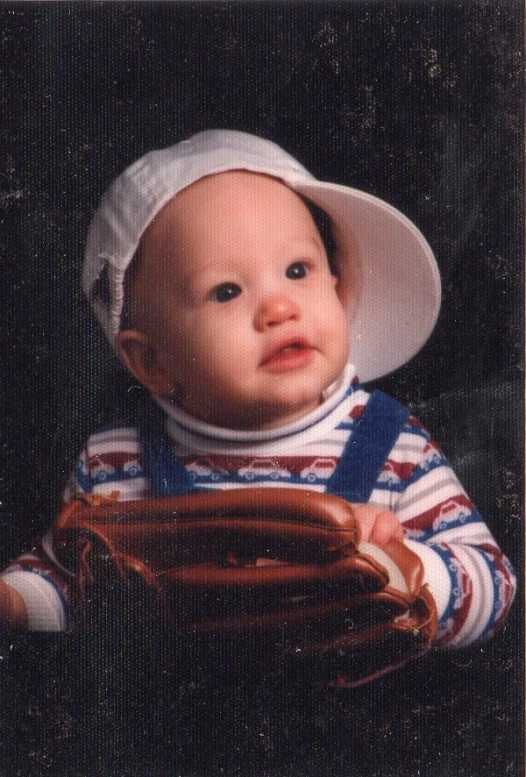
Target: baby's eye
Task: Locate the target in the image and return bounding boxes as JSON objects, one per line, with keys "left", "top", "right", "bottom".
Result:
{"left": 286, "top": 261, "right": 308, "bottom": 280}
{"left": 211, "top": 283, "right": 242, "bottom": 303}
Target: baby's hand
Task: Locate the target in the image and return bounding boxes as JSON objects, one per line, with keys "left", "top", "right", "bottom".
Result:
{"left": 0, "top": 578, "right": 27, "bottom": 630}
{"left": 350, "top": 504, "right": 404, "bottom": 548}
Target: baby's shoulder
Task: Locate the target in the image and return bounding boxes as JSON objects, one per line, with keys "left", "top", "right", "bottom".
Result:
{"left": 75, "top": 420, "right": 146, "bottom": 492}
{"left": 82, "top": 419, "right": 142, "bottom": 454}
{"left": 358, "top": 389, "right": 432, "bottom": 442}
{"left": 84, "top": 418, "right": 141, "bottom": 443}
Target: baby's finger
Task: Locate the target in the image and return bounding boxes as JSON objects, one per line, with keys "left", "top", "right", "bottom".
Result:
{"left": 349, "top": 504, "right": 378, "bottom": 543}
{"left": 369, "top": 510, "right": 404, "bottom": 547}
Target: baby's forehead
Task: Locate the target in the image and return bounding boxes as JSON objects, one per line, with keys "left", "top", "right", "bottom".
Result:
{"left": 140, "top": 170, "right": 319, "bottom": 255}
{"left": 149, "top": 169, "right": 301, "bottom": 222}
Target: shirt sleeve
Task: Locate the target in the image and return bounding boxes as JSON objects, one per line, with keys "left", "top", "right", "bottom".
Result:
{"left": 1, "top": 548, "right": 72, "bottom": 631}
{"left": 2, "top": 422, "right": 149, "bottom": 631}
{"left": 369, "top": 416, "right": 517, "bottom": 648}
{"left": 0, "top": 444, "right": 93, "bottom": 631}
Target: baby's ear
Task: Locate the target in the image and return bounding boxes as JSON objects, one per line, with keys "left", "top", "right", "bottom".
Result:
{"left": 116, "top": 329, "right": 175, "bottom": 397}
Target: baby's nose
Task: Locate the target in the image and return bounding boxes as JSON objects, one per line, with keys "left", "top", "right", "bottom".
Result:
{"left": 254, "top": 294, "right": 300, "bottom": 331}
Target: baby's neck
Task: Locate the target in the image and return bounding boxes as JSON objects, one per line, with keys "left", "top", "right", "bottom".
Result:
{"left": 154, "top": 366, "right": 353, "bottom": 444}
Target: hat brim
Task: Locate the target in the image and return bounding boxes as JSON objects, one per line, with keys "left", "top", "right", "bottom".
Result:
{"left": 289, "top": 180, "right": 441, "bottom": 383}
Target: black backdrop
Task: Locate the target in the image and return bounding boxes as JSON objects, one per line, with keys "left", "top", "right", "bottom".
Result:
{"left": 0, "top": 3, "right": 523, "bottom": 776}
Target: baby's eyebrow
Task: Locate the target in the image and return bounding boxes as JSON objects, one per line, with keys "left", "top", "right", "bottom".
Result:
{"left": 178, "top": 268, "right": 227, "bottom": 300}
{"left": 288, "top": 235, "right": 327, "bottom": 254}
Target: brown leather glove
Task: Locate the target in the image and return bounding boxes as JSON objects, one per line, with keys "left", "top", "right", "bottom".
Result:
{"left": 53, "top": 488, "right": 438, "bottom": 687}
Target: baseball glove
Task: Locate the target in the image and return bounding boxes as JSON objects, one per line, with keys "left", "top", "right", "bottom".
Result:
{"left": 53, "top": 488, "right": 438, "bottom": 687}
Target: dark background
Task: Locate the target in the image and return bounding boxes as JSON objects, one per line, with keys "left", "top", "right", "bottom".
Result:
{"left": 0, "top": 3, "right": 523, "bottom": 776}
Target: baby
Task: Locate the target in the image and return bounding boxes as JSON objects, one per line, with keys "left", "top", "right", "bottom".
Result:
{"left": 0, "top": 130, "right": 516, "bottom": 642}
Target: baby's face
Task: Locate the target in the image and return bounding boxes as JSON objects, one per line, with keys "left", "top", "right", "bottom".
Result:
{"left": 119, "top": 171, "right": 350, "bottom": 430}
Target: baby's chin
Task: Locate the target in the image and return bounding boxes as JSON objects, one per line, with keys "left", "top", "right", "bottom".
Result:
{"left": 222, "top": 394, "right": 325, "bottom": 432}
{"left": 179, "top": 369, "right": 344, "bottom": 430}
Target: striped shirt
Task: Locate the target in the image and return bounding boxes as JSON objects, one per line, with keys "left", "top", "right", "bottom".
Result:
{"left": 3, "top": 366, "right": 516, "bottom": 643}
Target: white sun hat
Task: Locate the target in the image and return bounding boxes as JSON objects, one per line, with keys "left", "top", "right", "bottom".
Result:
{"left": 83, "top": 129, "right": 441, "bottom": 383}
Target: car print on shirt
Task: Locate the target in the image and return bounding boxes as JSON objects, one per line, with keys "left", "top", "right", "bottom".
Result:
{"left": 75, "top": 457, "right": 92, "bottom": 491}
{"left": 433, "top": 499, "right": 472, "bottom": 531}
{"left": 437, "top": 616, "right": 457, "bottom": 646}
{"left": 377, "top": 461, "right": 401, "bottom": 486}
{"left": 300, "top": 457, "right": 337, "bottom": 483}
{"left": 186, "top": 458, "right": 224, "bottom": 481}
{"left": 492, "top": 566, "right": 515, "bottom": 621}
{"left": 421, "top": 443, "right": 443, "bottom": 471}
{"left": 238, "top": 458, "right": 291, "bottom": 481}
{"left": 75, "top": 459, "right": 89, "bottom": 480}
{"left": 122, "top": 458, "right": 143, "bottom": 478}
{"left": 89, "top": 458, "right": 116, "bottom": 484}
{"left": 75, "top": 458, "right": 89, "bottom": 478}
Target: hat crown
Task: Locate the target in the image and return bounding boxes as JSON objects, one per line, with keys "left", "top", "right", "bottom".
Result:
{"left": 110, "top": 130, "right": 314, "bottom": 217}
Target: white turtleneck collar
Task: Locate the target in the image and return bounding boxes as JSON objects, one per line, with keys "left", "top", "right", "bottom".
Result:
{"left": 153, "top": 364, "right": 357, "bottom": 453}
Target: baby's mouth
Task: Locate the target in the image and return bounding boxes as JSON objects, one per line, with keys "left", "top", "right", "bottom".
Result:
{"left": 279, "top": 342, "right": 303, "bottom": 354}
{"left": 261, "top": 338, "right": 314, "bottom": 369}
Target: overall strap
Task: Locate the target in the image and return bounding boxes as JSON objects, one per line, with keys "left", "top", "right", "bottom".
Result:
{"left": 138, "top": 407, "right": 196, "bottom": 498}
{"left": 325, "top": 390, "right": 410, "bottom": 503}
